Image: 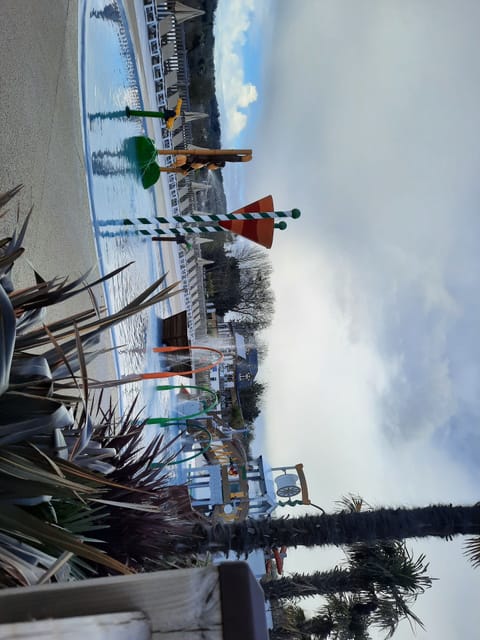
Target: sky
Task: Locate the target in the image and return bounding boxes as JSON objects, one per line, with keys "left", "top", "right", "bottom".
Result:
{"left": 214, "top": 1, "right": 480, "bottom": 638}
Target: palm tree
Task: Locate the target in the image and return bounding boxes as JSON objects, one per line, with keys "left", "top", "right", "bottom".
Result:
{"left": 273, "top": 594, "right": 372, "bottom": 640}
{"left": 270, "top": 603, "right": 310, "bottom": 640}
{"left": 263, "top": 541, "right": 432, "bottom": 602}
{"left": 346, "top": 540, "right": 432, "bottom": 595}
{"left": 181, "top": 504, "right": 480, "bottom": 555}
{"left": 263, "top": 498, "right": 431, "bottom": 637}
{"left": 270, "top": 593, "right": 419, "bottom": 640}
{"left": 305, "top": 593, "right": 391, "bottom": 640}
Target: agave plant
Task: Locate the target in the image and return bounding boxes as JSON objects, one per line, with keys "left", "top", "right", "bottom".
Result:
{"left": 58, "top": 396, "right": 203, "bottom": 572}
{"left": 0, "top": 185, "right": 197, "bottom": 585}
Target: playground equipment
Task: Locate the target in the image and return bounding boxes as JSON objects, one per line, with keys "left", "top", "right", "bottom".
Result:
{"left": 140, "top": 345, "right": 224, "bottom": 380}
{"left": 147, "top": 384, "right": 219, "bottom": 424}
{"left": 273, "top": 464, "right": 325, "bottom": 513}
{"left": 125, "top": 98, "right": 183, "bottom": 130}
{"left": 132, "top": 136, "right": 161, "bottom": 188}
{"left": 132, "top": 140, "right": 251, "bottom": 188}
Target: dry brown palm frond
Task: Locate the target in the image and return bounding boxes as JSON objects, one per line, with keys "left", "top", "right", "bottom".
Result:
{"left": 336, "top": 493, "right": 369, "bottom": 513}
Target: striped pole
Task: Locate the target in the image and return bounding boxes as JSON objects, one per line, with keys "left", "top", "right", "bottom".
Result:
{"left": 100, "top": 221, "right": 288, "bottom": 239}
{"left": 96, "top": 209, "right": 300, "bottom": 227}
{"left": 99, "top": 197, "right": 294, "bottom": 247}
{"left": 190, "top": 209, "right": 301, "bottom": 222}
{"left": 156, "top": 148, "right": 252, "bottom": 157}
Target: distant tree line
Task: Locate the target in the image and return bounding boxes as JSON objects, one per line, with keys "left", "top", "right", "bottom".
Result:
{"left": 202, "top": 238, "right": 272, "bottom": 425}
{"left": 239, "top": 380, "right": 265, "bottom": 423}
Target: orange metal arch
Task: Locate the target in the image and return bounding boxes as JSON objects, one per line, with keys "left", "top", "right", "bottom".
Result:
{"left": 140, "top": 345, "right": 224, "bottom": 380}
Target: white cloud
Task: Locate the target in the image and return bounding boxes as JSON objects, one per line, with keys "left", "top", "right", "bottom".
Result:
{"left": 229, "top": 110, "right": 247, "bottom": 139}
{"left": 226, "top": 2, "right": 480, "bottom": 636}
{"left": 214, "top": 0, "right": 262, "bottom": 141}
{"left": 243, "top": 0, "right": 480, "bottom": 451}
{"left": 237, "top": 82, "right": 257, "bottom": 109}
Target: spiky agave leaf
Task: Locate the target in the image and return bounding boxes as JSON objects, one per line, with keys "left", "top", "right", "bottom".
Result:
{"left": 0, "top": 184, "right": 23, "bottom": 210}
{"left": 39, "top": 323, "right": 93, "bottom": 462}
{"left": 0, "top": 283, "right": 16, "bottom": 396}
{"left": 67, "top": 396, "right": 199, "bottom": 570}
{"left": 16, "top": 306, "right": 92, "bottom": 337}
{"left": 0, "top": 547, "right": 52, "bottom": 587}
{"left": 0, "top": 442, "right": 174, "bottom": 578}
{"left": 51, "top": 344, "right": 118, "bottom": 383}
{"left": 27, "top": 326, "right": 135, "bottom": 476}
{"left": 0, "top": 400, "right": 73, "bottom": 448}
{"left": 0, "top": 190, "right": 192, "bottom": 577}
{"left": 16, "top": 277, "right": 179, "bottom": 392}
{"left": 0, "top": 186, "right": 25, "bottom": 295}
{"left": 63, "top": 282, "right": 178, "bottom": 347}
{"left": 0, "top": 201, "right": 31, "bottom": 293}
{"left": 51, "top": 426, "right": 193, "bottom": 571}
{"left": 4, "top": 202, "right": 31, "bottom": 260}
{"left": 0, "top": 246, "right": 24, "bottom": 281}
{"left": 9, "top": 262, "right": 134, "bottom": 314}
{"left": 15, "top": 273, "right": 179, "bottom": 355}
{"left": 8, "top": 354, "right": 52, "bottom": 386}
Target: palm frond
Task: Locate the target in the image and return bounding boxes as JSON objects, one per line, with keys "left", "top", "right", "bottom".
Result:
{"left": 464, "top": 536, "right": 480, "bottom": 568}
{"left": 336, "top": 494, "right": 369, "bottom": 513}
{"left": 0, "top": 504, "right": 133, "bottom": 575}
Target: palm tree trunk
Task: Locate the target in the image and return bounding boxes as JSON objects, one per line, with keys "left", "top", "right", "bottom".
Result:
{"left": 180, "top": 504, "right": 480, "bottom": 555}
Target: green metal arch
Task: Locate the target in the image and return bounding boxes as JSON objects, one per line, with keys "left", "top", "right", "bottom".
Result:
{"left": 146, "top": 384, "right": 218, "bottom": 425}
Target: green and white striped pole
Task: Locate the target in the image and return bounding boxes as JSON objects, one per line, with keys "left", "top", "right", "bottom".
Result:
{"left": 96, "top": 208, "right": 301, "bottom": 227}
{"left": 100, "top": 221, "right": 289, "bottom": 238}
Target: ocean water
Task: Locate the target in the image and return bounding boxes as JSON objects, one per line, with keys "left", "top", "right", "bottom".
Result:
{"left": 79, "top": 0, "right": 177, "bottom": 442}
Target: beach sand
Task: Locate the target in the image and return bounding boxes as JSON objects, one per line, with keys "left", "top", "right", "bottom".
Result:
{"left": 0, "top": 0, "right": 117, "bottom": 383}
{"left": 0, "top": 1, "right": 185, "bottom": 389}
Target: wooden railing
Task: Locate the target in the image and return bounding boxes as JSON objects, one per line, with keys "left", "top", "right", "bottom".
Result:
{"left": 0, "top": 563, "right": 268, "bottom": 640}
